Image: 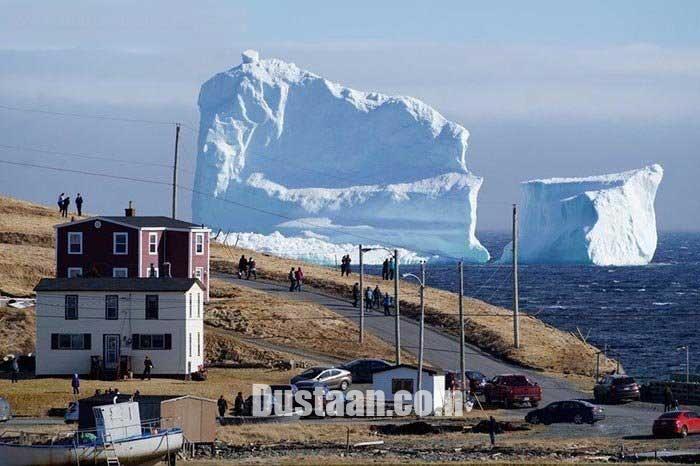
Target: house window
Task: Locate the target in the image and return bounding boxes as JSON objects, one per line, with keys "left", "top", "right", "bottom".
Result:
{"left": 131, "top": 333, "right": 171, "bottom": 350}
{"left": 113, "top": 232, "right": 128, "bottom": 255}
{"left": 145, "top": 295, "right": 159, "bottom": 319}
{"left": 112, "top": 268, "right": 128, "bottom": 278}
{"left": 196, "top": 293, "right": 201, "bottom": 318}
{"left": 148, "top": 232, "right": 158, "bottom": 255}
{"left": 391, "top": 378, "right": 414, "bottom": 394}
{"left": 51, "top": 333, "right": 91, "bottom": 350}
{"left": 67, "top": 267, "right": 83, "bottom": 278}
{"left": 195, "top": 233, "right": 204, "bottom": 255}
{"left": 67, "top": 232, "right": 83, "bottom": 254}
{"left": 65, "top": 295, "right": 78, "bottom": 320}
{"left": 197, "top": 332, "right": 201, "bottom": 356}
{"left": 188, "top": 293, "right": 192, "bottom": 318}
{"left": 194, "top": 267, "right": 203, "bottom": 281}
{"left": 105, "top": 295, "right": 119, "bottom": 320}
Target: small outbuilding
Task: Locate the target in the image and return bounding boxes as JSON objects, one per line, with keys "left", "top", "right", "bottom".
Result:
{"left": 372, "top": 364, "right": 446, "bottom": 416}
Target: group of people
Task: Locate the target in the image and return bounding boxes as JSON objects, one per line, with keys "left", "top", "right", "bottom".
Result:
{"left": 237, "top": 255, "right": 258, "bottom": 280}
{"left": 381, "top": 258, "right": 396, "bottom": 281}
{"left": 288, "top": 267, "right": 305, "bottom": 291}
{"left": 217, "top": 392, "right": 245, "bottom": 418}
{"left": 340, "top": 254, "right": 352, "bottom": 276}
{"left": 352, "top": 283, "right": 393, "bottom": 315}
{"left": 57, "top": 192, "right": 84, "bottom": 218}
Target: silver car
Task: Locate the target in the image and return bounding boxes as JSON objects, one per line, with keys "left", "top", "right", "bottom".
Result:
{"left": 291, "top": 366, "right": 352, "bottom": 391}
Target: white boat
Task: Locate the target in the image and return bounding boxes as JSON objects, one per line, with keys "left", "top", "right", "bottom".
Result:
{"left": 0, "top": 401, "right": 183, "bottom": 465}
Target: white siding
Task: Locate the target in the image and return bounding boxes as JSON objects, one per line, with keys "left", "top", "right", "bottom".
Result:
{"left": 371, "top": 367, "right": 446, "bottom": 415}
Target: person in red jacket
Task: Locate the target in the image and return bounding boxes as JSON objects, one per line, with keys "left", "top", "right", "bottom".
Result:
{"left": 294, "top": 267, "right": 304, "bottom": 291}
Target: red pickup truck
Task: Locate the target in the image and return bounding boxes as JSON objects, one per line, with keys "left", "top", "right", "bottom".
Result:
{"left": 484, "top": 374, "right": 542, "bottom": 408}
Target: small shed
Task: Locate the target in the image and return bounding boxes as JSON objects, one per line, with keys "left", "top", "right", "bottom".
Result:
{"left": 372, "top": 364, "right": 446, "bottom": 415}
{"left": 160, "top": 396, "right": 217, "bottom": 443}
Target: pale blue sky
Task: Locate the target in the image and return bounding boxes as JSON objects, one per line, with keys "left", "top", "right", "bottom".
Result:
{"left": 0, "top": 1, "right": 699, "bottom": 230}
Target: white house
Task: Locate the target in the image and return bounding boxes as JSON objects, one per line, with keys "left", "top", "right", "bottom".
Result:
{"left": 372, "top": 364, "right": 446, "bottom": 416}
{"left": 34, "top": 277, "right": 205, "bottom": 378}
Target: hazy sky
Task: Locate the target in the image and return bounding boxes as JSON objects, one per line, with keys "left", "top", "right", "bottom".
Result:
{"left": 0, "top": 0, "right": 698, "bottom": 231}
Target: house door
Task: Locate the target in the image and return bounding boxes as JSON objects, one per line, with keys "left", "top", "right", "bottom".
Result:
{"left": 103, "top": 335, "right": 120, "bottom": 370}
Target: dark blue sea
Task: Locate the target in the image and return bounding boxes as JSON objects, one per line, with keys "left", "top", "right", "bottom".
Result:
{"left": 368, "top": 232, "right": 700, "bottom": 381}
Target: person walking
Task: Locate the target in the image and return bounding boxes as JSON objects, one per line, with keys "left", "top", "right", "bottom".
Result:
{"left": 142, "top": 356, "right": 154, "bottom": 380}
{"left": 247, "top": 257, "right": 257, "bottom": 280}
{"left": 234, "top": 392, "right": 245, "bottom": 415}
{"left": 663, "top": 385, "right": 674, "bottom": 412}
{"left": 62, "top": 196, "right": 71, "bottom": 217}
{"left": 488, "top": 416, "right": 497, "bottom": 447}
{"left": 373, "top": 285, "right": 381, "bottom": 308}
{"left": 71, "top": 373, "right": 80, "bottom": 395}
{"left": 388, "top": 258, "right": 395, "bottom": 280}
{"left": 340, "top": 255, "right": 347, "bottom": 276}
{"left": 381, "top": 259, "right": 389, "bottom": 280}
{"left": 344, "top": 255, "right": 352, "bottom": 276}
{"left": 382, "top": 293, "right": 392, "bottom": 316}
{"left": 217, "top": 395, "right": 228, "bottom": 418}
{"left": 294, "top": 267, "right": 304, "bottom": 291}
{"left": 288, "top": 267, "right": 297, "bottom": 292}
{"left": 11, "top": 358, "right": 19, "bottom": 383}
{"left": 365, "top": 287, "right": 373, "bottom": 310}
{"left": 237, "top": 255, "right": 248, "bottom": 279}
{"left": 57, "top": 193, "right": 65, "bottom": 214}
{"left": 75, "top": 193, "right": 83, "bottom": 216}
{"left": 352, "top": 282, "right": 360, "bottom": 307}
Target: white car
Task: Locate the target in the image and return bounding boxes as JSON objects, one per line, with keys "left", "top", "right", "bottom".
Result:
{"left": 64, "top": 402, "right": 79, "bottom": 424}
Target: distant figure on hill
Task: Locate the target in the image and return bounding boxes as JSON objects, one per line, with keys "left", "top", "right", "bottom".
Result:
{"left": 71, "top": 373, "right": 80, "bottom": 395}
{"left": 340, "top": 255, "right": 347, "bottom": 276}
{"left": 664, "top": 385, "right": 674, "bottom": 412}
{"left": 382, "top": 293, "right": 392, "bottom": 316}
{"left": 237, "top": 255, "right": 248, "bottom": 279}
{"left": 382, "top": 259, "right": 389, "bottom": 280}
{"left": 488, "top": 416, "right": 497, "bottom": 447}
{"left": 288, "top": 267, "right": 296, "bottom": 291}
{"left": 234, "top": 392, "right": 245, "bottom": 415}
{"left": 218, "top": 395, "right": 228, "bottom": 418}
{"left": 388, "top": 258, "right": 395, "bottom": 280}
{"left": 75, "top": 193, "right": 83, "bottom": 216}
{"left": 61, "top": 196, "right": 71, "bottom": 217}
{"left": 57, "top": 193, "right": 65, "bottom": 214}
{"left": 294, "top": 267, "right": 304, "bottom": 291}
{"left": 142, "top": 356, "right": 154, "bottom": 380}
{"left": 344, "top": 255, "right": 352, "bottom": 276}
{"left": 352, "top": 283, "right": 360, "bottom": 307}
{"left": 365, "top": 287, "right": 373, "bottom": 310}
{"left": 247, "top": 257, "right": 257, "bottom": 280}
{"left": 373, "top": 285, "right": 381, "bottom": 308}
{"left": 11, "top": 358, "right": 19, "bottom": 383}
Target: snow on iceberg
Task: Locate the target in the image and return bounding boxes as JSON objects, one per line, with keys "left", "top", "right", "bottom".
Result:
{"left": 220, "top": 231, "right": 429, "bottom": 266}
{"left": 500, "top": 164, "right": 663, "bottom": 266}
{"left": 192, "top": 51, "right": 489, "bottom": 263}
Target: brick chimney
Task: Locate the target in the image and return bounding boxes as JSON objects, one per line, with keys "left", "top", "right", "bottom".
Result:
{"left": 125, "top": 201, "right": 135, "bottom": 217}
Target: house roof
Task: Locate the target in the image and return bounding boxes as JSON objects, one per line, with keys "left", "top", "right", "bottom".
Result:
{"left": 373, "top": 364, "right": 442, "bottom": 376}
{"left": 55, "top": 216, "right": 208, "bottom": 230}
{"left": 34, "top": 277, "right": 203, "bottom": 292}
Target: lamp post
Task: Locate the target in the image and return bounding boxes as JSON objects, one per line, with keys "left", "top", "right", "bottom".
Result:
{"left": 403, "top": 262, "right": 426, "bottom": 417}
{"left": 677, "top": 345, "right": 690, "bottom": 383}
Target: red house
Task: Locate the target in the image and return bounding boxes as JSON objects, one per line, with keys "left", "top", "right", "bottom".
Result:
{"left": 55, "top": 204, "right": 211, "bottom": 299}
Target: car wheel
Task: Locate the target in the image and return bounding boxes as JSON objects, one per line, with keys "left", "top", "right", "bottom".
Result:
{"left": 681, "top": 426, "right": 688, "bottom": 438}
{"left": 529, "top": 415, "right": 540, "bottom": 425}
{"left": 573, "top": 414, "right": 584, "bottom": 425}
{"left": 340, "top": 380, "right": 349, "bottom": 391}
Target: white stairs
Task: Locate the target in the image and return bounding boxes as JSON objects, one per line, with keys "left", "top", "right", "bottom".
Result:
{"left": 102, "top": 434, "right": 120, "bottom": 466}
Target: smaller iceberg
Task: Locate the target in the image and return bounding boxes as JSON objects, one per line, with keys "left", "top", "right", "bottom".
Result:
{"left": 500, "top": 164, "right": 663, "bottom": 266}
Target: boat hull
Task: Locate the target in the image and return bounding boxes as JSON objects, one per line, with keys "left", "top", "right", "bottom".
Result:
{"left": 0, "top": 430, "right": 183, "bottom": 466}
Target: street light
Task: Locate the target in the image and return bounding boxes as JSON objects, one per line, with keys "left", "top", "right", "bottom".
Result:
{"left": 677, "top": 345, "right": 690, "bottom": 383}
{"left": 403, "top": 262, "right": 425, "bottom": 417}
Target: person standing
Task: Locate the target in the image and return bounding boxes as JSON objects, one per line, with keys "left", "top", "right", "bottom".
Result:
{"left": 352, "top": 283, "right": 360, "bottom": 307}
{"left": 345, "top": 255, "right": 352, "bottom": 276}
{"left": 217, "top": 395, "right": 228, "bottom": 418}
{"left": 234, "top": 392, "right": 245, "bottom": 415}
{"left": 57, "top": 193, "right": 65, "bottom": 214}
{"left": 62, "top": 196, "right": 71, "bottom": 217}
{"left": 11, "top": 358, "right": 19, "bottom": 383}
{"left": 247, "top": 257, "right": 257, "bottom": 280}
{"left": 142, "top": 356, "right": 154, "bottom": 380}
{"left": 663, "top": 385, "right": 674, "bottom": 412}
{"left": 373, "top": 285, "right": 381, "bottom": 308}
{"left": 75, "top": 193, "right": 83, "bottom": 216}
{"left": 382, "top": 259, "right": 389, "bottom": 280}
{"left": 71, "top": 373, "right": 80, "bottom": 395}
{"left": 388, "top": 258, "right": 395, "bottom": 280}
{"left": 237, "top": 255, "right": 248, "bottom": 279}
{"left": 488, "top": 416, "right": 497, "bottom": 447}
{"left": 340, "top": 255, "right": 347, "bottom": 276}
{"left": 288, "top": 267, "right": 297, "bottom": 292}
{"left": 382, "top": 293, "right": 392, "bottom": 316}
{"left": 365, "top": 287, "right": 373, "bottom": 310}
{"left": 294, "top": 267, "right": 304, "bottom": 291}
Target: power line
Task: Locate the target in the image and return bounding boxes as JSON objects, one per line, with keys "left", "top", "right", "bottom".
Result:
{"left": 0, "top": 103, "right": 185, "bottom": 127}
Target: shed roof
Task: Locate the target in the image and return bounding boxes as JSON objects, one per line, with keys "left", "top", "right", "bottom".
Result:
{"left": 373, "top": 364, "right": 443, "bottom": 376}
{"left": 55, "top": 216, "right": 208, "bottom": 230}
{"left": 34, "top": 277, "right": 203, "bottom": 292}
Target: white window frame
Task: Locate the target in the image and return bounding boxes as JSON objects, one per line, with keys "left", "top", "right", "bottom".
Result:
{"left": 195, "top": 233, "right": 204, "bottom": 255}
{"left": 113, "top": 232, "right": 129, "bottom": 255}
{"left": 67, "top": 267, "right": 83, "bottom": 278}
{"left": 112, "top": 268, "right": 128, "bottom": 278}
{"left": 197, "top": 332, "right": 201, "bottom": 357}
{"left": 188, "top": 293, "right": 192, "bottom": 318}
{"left": 148, "top": 232, "right": 158, "bottom": 255}
{"left": 194, "top": 267, "right": 203, "bottom": 281}
{"left": 196, "top": 292, "right": 201, "bottom": 318}
{"left": 67, "top": 232, "right": 83, "bottom": 255}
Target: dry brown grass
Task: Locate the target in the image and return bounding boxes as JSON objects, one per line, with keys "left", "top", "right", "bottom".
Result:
{"left": 0, "top": 306, "right": 35, "bottom": 356}
{"left": 212, "top": 244, "right": 617, "bottom": 378}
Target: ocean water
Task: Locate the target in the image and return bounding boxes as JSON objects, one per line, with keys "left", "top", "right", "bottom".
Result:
{"left": 368, "top": 232, "right": 700, "bottom": 381}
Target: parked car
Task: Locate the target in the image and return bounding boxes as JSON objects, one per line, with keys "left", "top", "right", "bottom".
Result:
{"left": 291, "top": 366, "right": 352, "bottom": 391}
{"left": 526, "top": 400, "right": 604, "bottom": 425}
{"left": 0, "top": 397, "right": 11, "bottom": 422}
{"left": 64, "top": 401, "right": 79, "bottom": 424}
{"left": 340, "top": 359, "right": 392, "bottom": 384}
{"left": 653, "top": 411, "right": 700, "bottom": 438}
{"left": 593, "top": 375, "right": 640, "bottom": 404}
{"left": 484, "top": 374, "right": 542, "bottom": 408}
{"left": 465, "top": 371, "right": 488, "bottom": 395}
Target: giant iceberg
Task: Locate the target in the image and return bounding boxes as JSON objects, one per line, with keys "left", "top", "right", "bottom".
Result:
{"left": 192, "top": 50, "right": 489, "bottom": 262}
{"left": 500, "top": 164, "right": 663, "bottom": 266}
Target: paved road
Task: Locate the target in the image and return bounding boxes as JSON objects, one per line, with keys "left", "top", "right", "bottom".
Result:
{"left": 216, "top": 274, "right": 661, "bottom": 436}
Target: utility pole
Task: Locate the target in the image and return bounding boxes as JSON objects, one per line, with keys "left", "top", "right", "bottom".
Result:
{"left": 417, "top": 261, "right": 425, "bottom": 417}
{"left": 458, "top": 261, "right": 467, "bottom": 398}
{"left": 171, "top": 123, "right": 180, "bottom": 219}
{"left": 359, "top": 244, "right": 364, "bottom": 343}
{"left": 512, "top": 204, "right": 520, "bottom": 348}
{"left": 394, "top": 249, "right": 401, "bottom": 365}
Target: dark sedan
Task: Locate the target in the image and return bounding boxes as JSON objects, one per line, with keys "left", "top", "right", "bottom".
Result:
{"left": 526, "top": 400, "right": 605, "bottom": 425}
{"left": 594, "top": 375, "right": 641, "bottom": 404}
{"left": 465, "top": 370, "right": 488, "bottom": 394}
{"left": 340, "top": 359, "right": 392, "bottom": 383}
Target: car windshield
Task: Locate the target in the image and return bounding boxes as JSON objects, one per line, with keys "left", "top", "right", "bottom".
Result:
{"left": 501, "top": 375, "right": 530, "bottom": 386}
{"left": 466, "top": 371, "right": 484, "bottom": 379}
{"left": 300, "top": 368, "right": 325, "bottom": 378}
{"left": 612, "top": 377, "right": 636, "bottom": 385}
